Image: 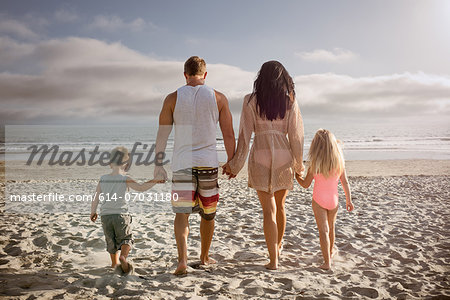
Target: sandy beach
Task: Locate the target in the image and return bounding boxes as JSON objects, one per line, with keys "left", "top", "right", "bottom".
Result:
{"left": 0, "top": 160, "right": 449, "bottom": 299}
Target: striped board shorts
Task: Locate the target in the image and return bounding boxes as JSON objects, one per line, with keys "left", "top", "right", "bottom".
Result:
{"left": 171, "top": 167, "right": 219, "bottom": 220}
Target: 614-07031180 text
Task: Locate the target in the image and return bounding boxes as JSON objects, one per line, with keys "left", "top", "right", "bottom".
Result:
{"left": 97, "top": 192, "right": 178, "bottom": 202}
{"left": 8, "top": 192, "right": 179, "bottom": 202}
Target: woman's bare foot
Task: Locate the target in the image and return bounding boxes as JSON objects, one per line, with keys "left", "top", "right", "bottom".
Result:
{"left": 174, "top": 261, "right": 188, "bottom": 275}
{"left": 330, "top": 247, "right": 338, "bottom": 258}
{"left": 265, "top": 262, "right": 278, "bottom": 270}
{"left": 200, "top": 256, "right": 216, "bottom": 266}
{"left": 278, "top": 242, "right": 283, "bottom": 258}
{"left": 119, "top": 256, "right": 129, "bottom": 273}
{"left": 319, "top": 262, "right": 331, "bottom": 270}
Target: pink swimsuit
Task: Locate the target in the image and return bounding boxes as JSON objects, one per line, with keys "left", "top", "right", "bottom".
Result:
{"left": 313, "top": 173, "right": 340, "bottom": 210}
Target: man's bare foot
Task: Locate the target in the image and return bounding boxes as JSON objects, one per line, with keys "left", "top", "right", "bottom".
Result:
{"left": 200, "top": 256, "right": 216, "bottom": 265}
{"left": 119, "top": 256, "right": 129, "bottom": 273}
{"left": 319, "top": 262, "right": 331, "bottom": 270}
{"left": 174, "top": 261, "right": 188, "bottom": 275}
{"left": 265, "top": 262, "right": 278, "bottom": 270}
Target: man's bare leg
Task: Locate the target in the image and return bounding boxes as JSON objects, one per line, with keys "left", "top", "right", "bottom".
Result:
{"left": 200, "top": 217, "right": 216, "bottom": 265}
{"left": 174, "top": 213, "right": 189, "bottom": 275}
{"left": 119, "top": 244, "right": 131, "bottom": 273}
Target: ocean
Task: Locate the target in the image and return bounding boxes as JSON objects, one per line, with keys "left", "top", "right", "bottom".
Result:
{"left": 3, "top": 117, "right": 450, "bottom": 162}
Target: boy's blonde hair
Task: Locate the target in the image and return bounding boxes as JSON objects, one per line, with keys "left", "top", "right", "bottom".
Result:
{"left": 110, "top": 146, "right": 130, "bottom": 166}
{"left": 308, "top": 129, "right": 344, "bottom": 178}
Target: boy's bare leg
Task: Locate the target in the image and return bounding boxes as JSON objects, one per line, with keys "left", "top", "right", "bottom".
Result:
{"left": 174, "top": 213, "right": 189, "bottom": 275}
{"left": 257, "top": 190, "right": 278, "bottom": 270}
{"left": 110, "top": 253, "right": 119, "bottom": 267}
{"left": 312, "top": 200, "right": 331, "bottom": 270}
{"left": 327, "top": 206, "right": 338, "bottom": 258}
{"left": 274, "top": 189, "right": 288, "bottom": 255}
{"left": 200, "top": 218, "right": 215, "bottom": 265}
{"left": 119, "top": 244, "right": 131, "bottom": 273}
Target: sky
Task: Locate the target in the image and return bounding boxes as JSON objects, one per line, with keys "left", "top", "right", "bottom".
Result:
{"left": 1, "top": 0, "right": 450, "bottom": 125}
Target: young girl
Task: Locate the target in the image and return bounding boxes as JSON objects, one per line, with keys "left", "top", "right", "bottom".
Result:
{"left": 90, "top": 146, "right": 164, "bottom": 274}
{"left": 296, "top": 129, "right": 354, "bottom": 270}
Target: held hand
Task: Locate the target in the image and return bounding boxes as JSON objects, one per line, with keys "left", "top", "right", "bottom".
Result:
{"left": 154, "top": 166, "right": 168, "bottom": 182}
{"left": 152, "top": 178, "right": 166, "bottom": 184}
{"left": 346, "top": 201, "right": 354, "bottom": 212}
{"left": 221, "top": 163, "right": 236, "bottom": 180}
{"left": 300, "top": 164, "right": 305, "bottom": 174}
{"left": 90, "top": 212, "right": 98, "bottom": 222}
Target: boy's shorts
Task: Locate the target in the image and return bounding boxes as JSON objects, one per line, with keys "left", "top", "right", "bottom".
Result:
{"left": 101, "top": 214, "right": 134, "bottom": 254}
{"left": 171, "top": 167, "right": 219, "bottom": 220}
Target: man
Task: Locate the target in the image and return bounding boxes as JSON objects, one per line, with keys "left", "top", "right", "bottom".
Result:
{"left": 154, "top": 56, "right": 235, "bottom": 275}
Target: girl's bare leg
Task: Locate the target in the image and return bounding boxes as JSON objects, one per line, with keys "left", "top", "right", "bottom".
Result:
{"left": 327, "top": 205, "right": 338, "bottom": 258}
{"left": 312, "top": 200, "right": 331, "bottom": 270}
{"left": 257, "top": 190, "right": 278, "bottom": 270}
{"left": 274, "top": 189, "right": 289, "bottom": 255}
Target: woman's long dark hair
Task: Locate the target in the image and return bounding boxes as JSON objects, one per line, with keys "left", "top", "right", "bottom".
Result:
{"left": 250, "top": 60, "right": 295, "bottom": 121}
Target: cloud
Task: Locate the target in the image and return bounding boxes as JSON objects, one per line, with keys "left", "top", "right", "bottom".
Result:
{"left": 88, "top": 15, "right": 155, "bottom": 32}
{"left": 54, "top": 9, "right": 79, "bottom": 23}
{"left": 296, "top": 48, "right": 357, "bottom": 63}
{"left": 0, "top": 17, "right": 40, "bottom": 40}
{"left": 295, "top": 72, "right": 450, "bottom": 117}
{"left": 0, "top": 37, "right": 253, "bottom": 124}
{"left": 0, "top": 36, "right": 34, "bottom": 66}
{"left": 0, "top": 36, "right": 448, "bottom": 124}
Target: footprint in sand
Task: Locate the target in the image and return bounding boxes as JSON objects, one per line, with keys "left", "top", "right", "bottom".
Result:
{"left": 274, "top": 277, "right": 293, "bottom": 290}
{"left": 342, "top": 286, "right": 379, "bottom": 299}
{"left": 4, "top": 243, "right": 22, "bottom": 256}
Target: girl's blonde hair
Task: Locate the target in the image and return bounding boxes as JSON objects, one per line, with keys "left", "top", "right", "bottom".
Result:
{"left": 110, "top": 146, "right": 130, "bottom": 166}
{"left": 308, "top": 129, "right": 344, "bottom": 178}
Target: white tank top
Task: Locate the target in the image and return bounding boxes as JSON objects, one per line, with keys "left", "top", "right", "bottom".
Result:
{"left": 172, "top": 85, "right": 219, "bottom": 171}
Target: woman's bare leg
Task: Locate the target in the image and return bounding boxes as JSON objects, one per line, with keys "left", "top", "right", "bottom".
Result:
{"left": 274, "top": 189, "right": 288, "bottom": 254}
{"left": 312, "top": 200, "right": 331, "bottom": 270}
{"left": 257, "top": 190, "right": 278, "bottom": 270}
{"left": 327, "top": 205, "right": 338, "bottom": 258}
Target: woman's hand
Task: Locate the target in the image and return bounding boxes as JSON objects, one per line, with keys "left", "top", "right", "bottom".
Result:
{"left": 221, "top": 163, "right": 236, "bottom": 179}
{"left": 346, "top": 201, "right": 354, "bottom": 212}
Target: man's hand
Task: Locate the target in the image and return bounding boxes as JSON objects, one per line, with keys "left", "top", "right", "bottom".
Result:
{"left": 90, "top": 212, "right": 98, "bottom": 222}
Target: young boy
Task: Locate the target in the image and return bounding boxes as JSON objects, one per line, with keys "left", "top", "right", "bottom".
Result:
{"left": 90, "top": 146, "right": 163, "bottom": 274}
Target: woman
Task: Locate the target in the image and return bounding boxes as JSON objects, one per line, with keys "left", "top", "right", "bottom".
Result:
{"left": 223, "top": 61, "right": 304, "bottom": 270}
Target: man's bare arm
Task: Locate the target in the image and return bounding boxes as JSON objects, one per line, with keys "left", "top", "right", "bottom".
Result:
{"left": 154, "top": 92, "right": 176, "bottom": 177}
{"left": 216, "top": 91, "right": 235, "bottom": 162}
